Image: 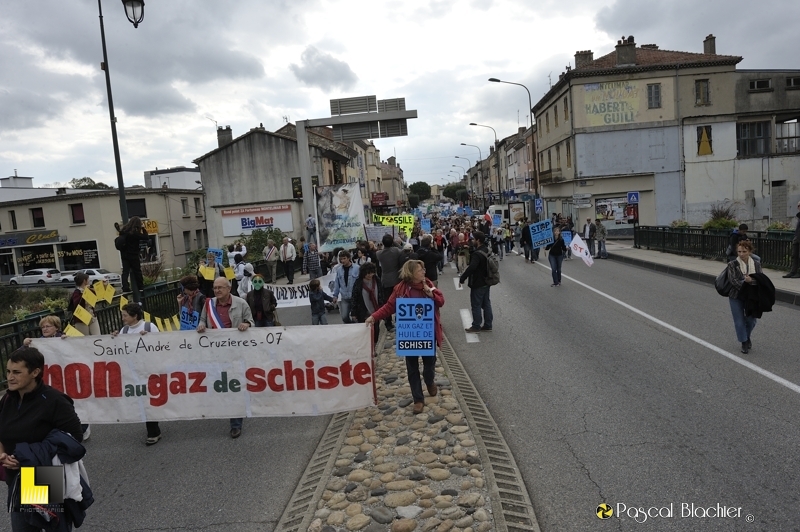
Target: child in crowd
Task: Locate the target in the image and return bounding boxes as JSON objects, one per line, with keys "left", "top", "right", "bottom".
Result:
{"left": 309, "top": 279, "right": 334, "bottom": 325}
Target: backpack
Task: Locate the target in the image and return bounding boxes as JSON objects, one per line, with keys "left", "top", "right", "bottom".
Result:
{"left": 122, "top": 322, "right": 152, "bottom": 334}
{"left": 114, "top": 234, "right": 127, "bottom": 251}
{"left": 476, "top": 250, "right": 500, "bottom": 286}
{"left": 715, "top": 266, "right": 732, "bottom": 297}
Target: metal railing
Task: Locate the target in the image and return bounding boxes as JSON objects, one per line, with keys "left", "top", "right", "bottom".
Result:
{"left": 634, "top": 226, "right": 795, "bottom": 270}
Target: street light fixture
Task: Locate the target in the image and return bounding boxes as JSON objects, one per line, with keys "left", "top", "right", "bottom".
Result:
{"left": 461, "top": 143, "right": 485, "bottom": 211}
{"left": 488, "top": 77, "right": 539, "bottom": 202}
{"left": 470, "top": 123, "right": 499, "bottom": 203}
{"left": 97, "top": 0, "right": 144, "bottom": 299}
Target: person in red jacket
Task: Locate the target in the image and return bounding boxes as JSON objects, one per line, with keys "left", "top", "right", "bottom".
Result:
{"left": 366, "top": 260, "right": 445, "bottom": 414}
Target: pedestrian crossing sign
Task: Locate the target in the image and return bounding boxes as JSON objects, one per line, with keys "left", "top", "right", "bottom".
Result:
{"left": 627, "top": 191, "right": 640, "bottom": 204}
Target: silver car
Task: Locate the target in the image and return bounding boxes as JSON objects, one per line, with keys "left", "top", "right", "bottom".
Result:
{"left": 62, "top": 268, "right": 122, "bottom": 287}
{"left": 9, "top": 269, "right": 62, "bottom": 285}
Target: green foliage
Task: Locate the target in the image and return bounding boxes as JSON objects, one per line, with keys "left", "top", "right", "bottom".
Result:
{"left": 241, "top": 228, "right": 285, "bottom": 262}
{"left": 703, "top": 201, "right": 737, "bottom": 230}
{"left": 408, "top": 194, "right": 420, "bottom": 209}
{"left": 1, "top": 285, "right": 70, "bottom": 323}
{"left": 408, "top": 181, "right": 432, "bottom": 201}
{"left": 181, "top": 249, "right": 209, "bottom": 277}
{"left": 670, "top": 219, "right": 690, "bottom": 228}
{"left": 69, "top": 177, "right": 112, "bottom": 189}
{"left": 767, "top": 221, "right": 791, "bottom": 231}
{"left": 442, "top": 184, "right": 467, "bottom": 202}
{"left": 703, "top": 218, "right": 738, "bottom": 230}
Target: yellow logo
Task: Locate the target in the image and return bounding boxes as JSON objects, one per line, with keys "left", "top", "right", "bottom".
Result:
{"left": 21, "top": 466, "right": 65, "bottom": 505}
{"left": 597, "top": 503, "right": 613, "bottom": 519}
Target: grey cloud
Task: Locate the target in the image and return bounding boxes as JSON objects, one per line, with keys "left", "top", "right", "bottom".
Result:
{"left": 109, "top": 77, "right": 196, "bottom": 117}
{"left": 0, "top": 89, "right": 65, "bottom": 130}
{"left": 289, "top": 46, "right": 358, "bottom": 91}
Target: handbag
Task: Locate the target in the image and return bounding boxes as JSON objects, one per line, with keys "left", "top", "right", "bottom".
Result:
{"left": 273, "top": 309, "right": 281, "bottom": 327}
{"left": 715, "top": 266, "right": 733, "bottom": 297}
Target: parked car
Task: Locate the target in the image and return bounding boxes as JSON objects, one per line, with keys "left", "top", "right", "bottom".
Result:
{"left": 61, "top": 268, "right": 122, "bottom": 287}
{"left": 9, "top": 269, "right": 62, "bottom": 285}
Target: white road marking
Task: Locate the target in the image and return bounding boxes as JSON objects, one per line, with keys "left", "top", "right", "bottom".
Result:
{"left": 460, "top": 309, "right": 480, "bottom": 343}
{"left": 453, "top": 277, "right": 463, "bottom": 290}
{"left": 450, "top": 261, "right": 457, "bottom": 270}
{"left": 534, "top": 262, "right": 800, "bottom": 395}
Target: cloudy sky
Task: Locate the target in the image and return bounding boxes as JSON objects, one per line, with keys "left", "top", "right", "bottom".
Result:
{"left": 1, "top": 0, "right": 797, "bottom": 190}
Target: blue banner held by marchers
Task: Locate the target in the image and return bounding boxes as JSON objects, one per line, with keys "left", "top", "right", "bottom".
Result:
{"left": 395, "top": 298, "right": 436, "bottom": 357}
{"left": 529, "top": 220, "right": 554, "bottom": 249}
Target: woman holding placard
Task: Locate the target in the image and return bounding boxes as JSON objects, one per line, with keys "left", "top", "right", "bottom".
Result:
{"left": 68, "top": 272, "right": 101, "bottom": 337}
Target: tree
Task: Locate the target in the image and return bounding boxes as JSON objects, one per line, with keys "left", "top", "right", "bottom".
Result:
{"left": 69, "top": 177, "right": 113, "bottom": 189}
{"left": 408, "top": 194, "right": 420, "bottom": 209}
{"left": 442, "top": 184, "right": 467, "bottom": 202}
{"left": 408, "top": 181, "right": 431, "bottom": 201}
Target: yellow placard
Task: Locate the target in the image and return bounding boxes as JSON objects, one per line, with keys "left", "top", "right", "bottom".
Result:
{"left": 144, "top": 311, "right": 152, "bottom": 323}
{"left": 155, "top": 316, "right": 164, "bottom": 331}
{"left": 92, "top": 281, "right": 106, "bottom": 301}
{"left": 162, "top": 317, "right": 173, "bottom": 332}
{"left": 81, "top": 288, "right": 98, "bottom": 308}
{"left": 72, "top": 305, "right": 92, "bottom": 326}
{"left": 104, "top": 284, "right": 116, "bottom": 304}
{"left": 224, "top": 267, "right": 235, "bottom": 280}
{"left": 199, "top": 265, "right": 215, "bottom": 281}
{"left": 120, "top": 295, "right": 129, "bottom": 308}
{"left": 143, "top": 219, "right": 159, "bottom": 234}
{"left": 172, "top": 315, "right": 181, "bottom": 329}
{"left": 63, "top": 324, "right": 84, "bottom": 337}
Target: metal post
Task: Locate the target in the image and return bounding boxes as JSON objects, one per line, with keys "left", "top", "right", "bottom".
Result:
{"left": 295, "top": 121, "right": 317, "bottom": 245}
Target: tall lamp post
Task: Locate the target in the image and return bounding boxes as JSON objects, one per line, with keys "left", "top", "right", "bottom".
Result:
{"left": 451, "top": 166, "right": 469, "bottom": 207}
{"left": 469, "top": 123, "right": 499, "bottom": 205}
{"left": 460, "top": 143, "right": 485, "bottom": 211}
{"left": 454, "top": 156, "right": 473, "bottom": 208}
{"left": 488, "top": 77, "right": 539, "bottom": 206}
{"left": 98, "top": 0, "right": 145, "bottom": 299}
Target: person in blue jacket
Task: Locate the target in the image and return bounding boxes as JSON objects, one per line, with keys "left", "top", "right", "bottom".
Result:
{"left": 331, "top": 251, "right": 360, "bottom": 324}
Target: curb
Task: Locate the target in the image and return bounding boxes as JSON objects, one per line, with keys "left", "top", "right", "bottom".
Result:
{"left": 607, "top": 253, "right": 800, "bottom": 308}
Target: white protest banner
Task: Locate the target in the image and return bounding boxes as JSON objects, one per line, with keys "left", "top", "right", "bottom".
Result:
{"left": 570, "top": 234, "right": 594, "bottom": 267}
{"left": 365, "top": 225, "right": 395, "bottom": 243}
{"left": 263, "top": 272, "right": 335, "bottom": 308}
{"left": 316, "top": 183, "right": 367, "bottom": 252}
{"left": 35, "top": 325, "right": 375, "bottom": 423}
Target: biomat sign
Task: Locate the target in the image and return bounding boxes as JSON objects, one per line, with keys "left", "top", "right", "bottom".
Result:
{"left": 35, "top": 327, "right": 375, "bottom": 421}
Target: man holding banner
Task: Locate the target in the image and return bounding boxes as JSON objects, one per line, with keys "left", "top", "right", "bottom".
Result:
{"left": 198, "top": 277, "right": 254, "bottom": 439}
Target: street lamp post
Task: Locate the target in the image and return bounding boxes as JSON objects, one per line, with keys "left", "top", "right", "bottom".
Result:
{"left": 461, "top": 143, "right": 485, "bottom": 211}
{"left": 451, "top": 166, "right": 469, "bottom": 207}
{"left": 469, "top": 123, "right": 499, "bottom": 206}
{"left": 488, "top": 78, "right": 539, "bottom": 206}
{"left": 98, "top": 0, "right": 145, "bottom": 299}
{"left": 454, "top": 156, "right": 473, "bottom": 208}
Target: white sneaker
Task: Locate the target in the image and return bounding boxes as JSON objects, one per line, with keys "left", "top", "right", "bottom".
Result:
{"left": 83, "top": 426, "right": 91, "bottom": 441}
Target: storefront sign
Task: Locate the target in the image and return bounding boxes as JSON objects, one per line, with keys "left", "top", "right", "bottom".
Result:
{"left": 371, "top": 192, "right": 389, "bottom": 206}
{"left": 221, "top": 204, "right": 294, "bottom": 236}
{"left": 0, "top": 230, "right": 60, "bottom": 249}
{"left": 143, "top": 220, "right": 159, "bottom": 235}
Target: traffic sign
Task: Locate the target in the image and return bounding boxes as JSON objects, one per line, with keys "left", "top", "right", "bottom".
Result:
{"left": 521, "top": 194, "right": 532, "bottom": 201}
{"left": 534, "top": 198, "right": 543, "bottom": 213}
{"left": 574, "top": 198, "right": 592, "bottom": 206}
{"left": 572, "top": 193, "right": 592, "bottom": 199}
{"left": 627, "top": 191, "right": 640, "bottom": 204}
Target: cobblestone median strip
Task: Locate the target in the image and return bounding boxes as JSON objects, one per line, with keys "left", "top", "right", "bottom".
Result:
{"left": 276, "top": 328, "right": 539, "bottom": 532}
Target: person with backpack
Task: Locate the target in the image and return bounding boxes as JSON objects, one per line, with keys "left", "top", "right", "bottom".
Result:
{"left": 306, "top": 214, "right": 317, "bottom": 245}
{"left": 116, "top": 216, "right": 150, "bottom": 296}
{"left": 460, "top": 231, "right": 494, "bottom": 333}
{"left": 545, "top": 227, "right": 568, "bottom": 286}
{"left": 112, "top": 303, "right": 161, "bottom": 445}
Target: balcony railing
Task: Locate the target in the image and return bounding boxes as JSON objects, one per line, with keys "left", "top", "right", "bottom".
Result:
{"left": 634, "top": 226, "right": 795, "bottom": 271}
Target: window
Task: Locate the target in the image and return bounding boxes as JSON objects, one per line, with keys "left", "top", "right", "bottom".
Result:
{"left": 539, "top": 152, "right": 544, "bottom": 168}
{"left": 194, "top": 197, "right": 201, "bottom": 215}
{"left": 697, "top": 126, "right": 713, "bottom": 155}
{"left": 647, "top": 83, "right": 661, "bottom": 108}
{"left": 547, "top": 149, "right": 552, "bottom": 169}
{"left": 556, "top": 145, "right": 561, "bottom": 169}
{"left": 786, "top": 77, "right": 800, "bottom": 89}
{"left": 554, "top": 105, "right": 559, "bottom": 127}
{"left": 737, "top": 121, "right": 771, "bottom": 156}
{"left": 566, "top": 140, "right": 572, "bottom": 168}
{"left": 195, "top": 229, "right": 204, "bottom": 249}
{"left": 748, "top": 79, "right": 772, "bottom": 91}
{"left": 181, "top": 198, "right": 189, "bottom": 216}
{"left": 695, "top": 80, "right": 710, "bottom": 105}
{"left": 10, "top": 210, "right": 17, "bottom": 230}
{"left": 69, "top": 203, "right": 85, "bottom": 224}
{"left": 564, "top": 97, "right": 569, "bottom": 121}
{"left": 183, "top": 231, "right": 191, "bottom": 252}
{"left": 546, "top": 112, "right": 550, "bottom": 133}
{"left": 368, "top": 152, "right": 373, "bottom": 166}
{"left": 126, "top": 198, "right": 147, "bottom": 218}
{"left": 776, "top": 122, "right": 800, "bottom": 154}
{"left": 31, "top": 208, "right": 45, "bottom": 228}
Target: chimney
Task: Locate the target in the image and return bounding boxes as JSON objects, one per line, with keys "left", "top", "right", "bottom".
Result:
{"left": 217, "top": 126, "right": 232, "bottom": 148}
{"left": 703, "top": 34, "right": 716, "bottom": 55}
{"left": 388, "top": 156, "right": 396, "bottom": 167}
{"left": 616, "top": 35, "right": 637, "bottom": 66}
{"left": 574, "top": 50, "right": 594, "bottom": 69}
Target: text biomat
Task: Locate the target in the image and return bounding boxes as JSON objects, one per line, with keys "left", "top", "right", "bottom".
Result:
{"left": 43, "top": 359, "right": 372, "bottom": 408}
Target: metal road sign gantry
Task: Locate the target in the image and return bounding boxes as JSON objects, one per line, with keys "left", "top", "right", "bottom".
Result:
{"left": 295, "top": 96, "right": 418, "bottom": 221}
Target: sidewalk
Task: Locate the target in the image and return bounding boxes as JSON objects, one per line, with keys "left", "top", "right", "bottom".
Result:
{"left": 606, "top": 240, "right": 800, "bottom": 307}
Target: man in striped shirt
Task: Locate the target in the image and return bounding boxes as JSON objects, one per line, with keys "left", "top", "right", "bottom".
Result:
{"left": 302, "top": 242, "right": 323, "bottom": 280}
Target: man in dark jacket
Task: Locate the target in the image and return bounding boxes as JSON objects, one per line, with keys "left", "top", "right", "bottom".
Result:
{"left": 459, "top": 231, "right": 493, "bottom": 333}
{"left": 416, "top": 235, "right": 443, "bottom": 287}
{"left": 783, "top": 203, "right": 800, "bottom": 278}
{"left": 377, "top": 234, "right": 407, "bottom": 331}
{"left": 519, "top": 219, "right": 534, "bottom": 263}
{"left": 117, "top": 217, "right": 151, "bottom": 295}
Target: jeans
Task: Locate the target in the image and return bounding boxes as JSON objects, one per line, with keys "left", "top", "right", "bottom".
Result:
{"left": 338, "top": 298, "right": 353, "bottom": 324}
{"left": 548, "top": 253, "right": 564, "bottom": 285}
{"left": 729, "top": 297, "right": 757, "bottom": 343}
{"left": 307, "top": 229, "right": 316, "bottom": 245}
{"left": 230, "top": 418, "right": 243, "bottom": 430}
{"left": 312, "top": 312, "right": 328, "bottom": 325}
{"left": 406, "top": 354, "right": 437, "bottom": 403}
{"left": 283, "top": 259, "right": 294, "bottom": 283}
{"left": 469, "top": 285, "right": 493, "bottom": 329}
{"left": 523, "top": 243, "right": 532, "bottom": 260}
{"left": 596, "top": 240, "right": 607, "bottom": 258}
{"left": 495, "top": 243, "right": 504, "bottom": 260}
{"left": 254, "top": 319, "right": 275, "bottom": 327}
{"left": 585, "top": 238, "right": 596, "bottom": 257}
